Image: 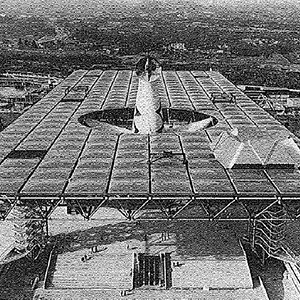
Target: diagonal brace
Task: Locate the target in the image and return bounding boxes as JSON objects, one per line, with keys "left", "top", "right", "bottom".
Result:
{"left": 172, "top": 198, "right": 195, "bottom": 219}
{"left": 1, "top": 197, "right": 18, "bottom": 220}
{"left": 213, "top": 198, "right": 237, "bottom": 220}
{"left": 88, "top": 198, "right": 108, "bottom": 220}
{"left": 132, "top": 197, "right": 152, "bottom": 220}
{"left": 255, "top": 199, "right": 280, "bottom": 219}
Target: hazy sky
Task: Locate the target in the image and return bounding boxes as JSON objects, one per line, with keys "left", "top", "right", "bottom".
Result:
{"left": 0, "top": 0, "right": 299, "bottom": 15}
{"left": 1, "top": 0, "right": 299, "bottom": 6}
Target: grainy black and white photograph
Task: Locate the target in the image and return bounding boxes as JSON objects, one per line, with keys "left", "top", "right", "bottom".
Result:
{"left": 0, "top": 0, "right": 300, "bottom": 299}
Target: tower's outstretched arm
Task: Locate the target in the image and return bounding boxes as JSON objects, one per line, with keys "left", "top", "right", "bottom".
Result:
{"left": 81, "top": 56, "right": 216, "bottom": 135}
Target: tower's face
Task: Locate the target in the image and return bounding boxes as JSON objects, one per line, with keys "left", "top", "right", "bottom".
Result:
{"left": 135, "top": 56, "right": 161, "bottom": 82}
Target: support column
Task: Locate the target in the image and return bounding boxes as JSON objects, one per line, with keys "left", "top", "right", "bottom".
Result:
{"left": 45, "top": 218, "right": 49, "bottom": 238}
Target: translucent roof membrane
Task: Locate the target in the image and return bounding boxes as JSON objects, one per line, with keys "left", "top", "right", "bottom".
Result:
{"left": 0, "top": 70, "right": 297, "bottom": 197}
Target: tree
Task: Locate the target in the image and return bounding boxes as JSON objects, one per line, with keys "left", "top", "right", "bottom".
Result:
{"left": 0, "top": 118, "right": 4, "bottom": 131}
{"left": 17, "top": 38, "right": 23, "bottom": 49}
{"left": 31, "top": 40, "right": 39, "bottom": 49}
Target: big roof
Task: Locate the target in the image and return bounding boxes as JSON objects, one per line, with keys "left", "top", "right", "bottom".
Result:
{"left": 0, "top": 69, "right": 300, "bottom": 200}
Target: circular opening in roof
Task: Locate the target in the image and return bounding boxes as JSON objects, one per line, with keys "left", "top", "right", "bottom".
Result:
{"left": 78, "top": 108, "right": 218, "bottom": 133}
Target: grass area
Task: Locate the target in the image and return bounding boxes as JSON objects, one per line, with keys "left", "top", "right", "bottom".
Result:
{"left": 0, "top": 111, "right": 20, "bottom": 128}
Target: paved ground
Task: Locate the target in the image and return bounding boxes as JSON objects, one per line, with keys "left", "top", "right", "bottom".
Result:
{"left": 0, "top": 221, "right": 14, "bottom": 260}
{"left": 49, "top": 208, "right": 248, "bottom": 258}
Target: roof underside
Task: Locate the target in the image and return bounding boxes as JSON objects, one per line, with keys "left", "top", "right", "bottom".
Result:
{"left": 0, "top": 70, "right": 300, "bottom": 199}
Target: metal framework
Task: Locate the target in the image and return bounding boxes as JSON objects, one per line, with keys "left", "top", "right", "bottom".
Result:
{"left": 2, "top": 194, "right": 300, "bottom": 263}
{"left": 1, "top": 194, "right": 300, "bottom": 222}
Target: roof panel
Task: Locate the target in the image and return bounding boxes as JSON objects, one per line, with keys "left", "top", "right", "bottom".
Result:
{"left": 193, "top": 179, "right": 235, "bottom": 194}
{"left": 110, "top": 180, "right": 149, "bottom": 194}
{"left": 0, "top": 158, "right": 40, "bottom": 193}
{"left": 151, "top": 158, "right": 192, "bottom": 194}
{"left": 271, "top": 180, "right": 300, "bottom": 194}
{"left": 189, "top": 169, "right": 229, "bottom": 187}
{"left": 66, "top": 180, "right": 107, "bottom": 194}
{"left": 228, "top": 169, "right": 266, "bottom": 180}
{"left": 21, "top": 180, "right": 66, "bottom": 194}
{"left": 0, "top": 179, "right": 26, "bottom": 194}
{"left": 232, "top": 179, "right": 277, "bottom": 195}
{"left": 266, "top": 169, "right": 300, "bottom": 181}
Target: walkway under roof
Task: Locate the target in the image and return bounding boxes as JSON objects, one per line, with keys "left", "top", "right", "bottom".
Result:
{"left": 0, "top": 70, "right": 300, "bottom": 203}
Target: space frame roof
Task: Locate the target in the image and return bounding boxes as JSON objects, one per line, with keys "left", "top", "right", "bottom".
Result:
{"left": 1, "top": 69, "right": 300, "bottom": 201}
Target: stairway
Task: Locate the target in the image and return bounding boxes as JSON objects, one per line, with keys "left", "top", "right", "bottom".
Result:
{"left": 137, "top": 254, "right": 160, "bottom": 286}
{"left": 134, "top": 253, "right": 171, "bottom": 289}
{"left": 51, "top": 251, "right": 133, "bottom": 290}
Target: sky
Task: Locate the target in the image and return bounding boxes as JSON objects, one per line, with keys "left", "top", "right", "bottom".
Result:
{"left": 0, "top": 0, "right": 299, "bottom": 16}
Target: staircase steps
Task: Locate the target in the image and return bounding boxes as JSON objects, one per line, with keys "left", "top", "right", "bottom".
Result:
{"left": 50, "top": 250, "right": 133, "bottom": 290}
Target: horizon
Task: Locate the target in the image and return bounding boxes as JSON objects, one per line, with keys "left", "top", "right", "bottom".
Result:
{"left": 1, "top": 0, "right": 300, "bottom": 15}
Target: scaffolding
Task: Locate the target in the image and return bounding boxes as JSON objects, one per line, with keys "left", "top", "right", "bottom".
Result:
{"left": 10, "top": 205, "right": 47, "bottom": 260}
{"left": 248, "top": 203, "right": 287, "bottom": 264}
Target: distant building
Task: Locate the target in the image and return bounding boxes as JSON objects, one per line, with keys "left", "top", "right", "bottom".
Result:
{"left": 102, "top": 45, "right": 120, "bottom": 55}
{"left": 37, "top": 36, "right": 57, "bottom": 48}
{"left": 168, "top": 43, "right": 186, "bottom": 51}
{"left": 287, "top": 98, "right": 300, "bottom": 109}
